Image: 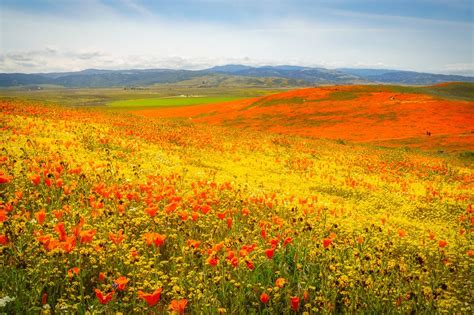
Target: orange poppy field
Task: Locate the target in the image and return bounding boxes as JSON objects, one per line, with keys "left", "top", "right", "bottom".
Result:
{"left": 0, "top": 84, "right": 473, "bottom": 313}
{"left": 136, "top": 84, "right": 474, "bottom": 151}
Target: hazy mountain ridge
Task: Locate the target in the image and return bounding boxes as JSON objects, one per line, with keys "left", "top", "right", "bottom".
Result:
{"left": 0, "top": 65, "right": 473, "bottom": 88}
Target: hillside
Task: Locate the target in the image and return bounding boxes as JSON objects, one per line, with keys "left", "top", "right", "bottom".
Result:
{"left": 135, "top": 83, "right": 474, "bottom": 151}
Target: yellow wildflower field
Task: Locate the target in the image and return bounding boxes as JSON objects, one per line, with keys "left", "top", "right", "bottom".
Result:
{"left": 0, "top": 100, "right": 472, "bottom": 313}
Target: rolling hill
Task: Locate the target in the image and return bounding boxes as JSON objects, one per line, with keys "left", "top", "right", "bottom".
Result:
{"left": 134, "top": 83, "right": 474, "bottom": 151}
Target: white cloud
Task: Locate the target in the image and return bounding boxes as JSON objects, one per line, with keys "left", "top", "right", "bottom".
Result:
{"left": 0, "top": 6, "right": 472, "bottom": 74}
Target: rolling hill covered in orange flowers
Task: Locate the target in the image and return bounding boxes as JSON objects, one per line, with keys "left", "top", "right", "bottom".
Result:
{"left": 135, "top": 83, "right": 474, "bottom": 151}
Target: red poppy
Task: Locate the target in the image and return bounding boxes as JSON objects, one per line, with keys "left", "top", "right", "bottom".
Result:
{"left": 98, "top": 272, "right": 106, "bottom": 281}
{"left": 265, "top": 247, "right": 275, "bottom": 259}
{"left": 290, "top": 296, "right": 300, "bottom": 311}
{"left": 323, "top": 238, "right": 332, "bottom": 248}
{"left": 217, "top": 211, "right": 227, "bottom": 220}
{"left": 138, "top": 287, "right": 162, "bottom": 307}
{"left": 245, "top": 260, "right": 255, "bottom": 270}
{"left": 438, "top": 240, "right": 447, "bottom": 248}
{"left": 30, "top": 174, "right": 41, "bottom": 185}
{"left": 95, "top": 289, "right": 114, "bottom": 304}
{"left": 207, "top": 256, "right": 219, "bottom": 267}
{"left": 0, "top": 234, "right": 8, "bottom": 245}
{"left": 260, "top": 292, "right": 270, "bottom": 304}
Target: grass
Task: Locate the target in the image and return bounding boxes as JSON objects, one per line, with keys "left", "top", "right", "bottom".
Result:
{"left": 384, "top": 82, "right": 474, "bottom": 101}
{"left": 0, "top": 82, "right": 293, "bottom": 108}
{"left": 107, "top": 96, "right": 245, "bottom": 110}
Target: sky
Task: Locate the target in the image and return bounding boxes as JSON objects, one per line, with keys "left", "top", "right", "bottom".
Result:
{"left": 0, "top": 0, "right": 473, "bottom": 75}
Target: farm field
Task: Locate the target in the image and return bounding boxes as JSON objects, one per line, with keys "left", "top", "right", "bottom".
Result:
{"left": 0, "top": 84, "right": 287, "bottom": 108}
{"left": 107, "top": 96, "right": 246, "bottom": 111}
{"left": 0, "top": 85, "right": 473, "bottom": 314}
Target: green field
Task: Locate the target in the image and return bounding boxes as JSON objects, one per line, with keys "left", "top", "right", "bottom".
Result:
{"left": 107, "top": 96, "right": 246, "bottom": 110}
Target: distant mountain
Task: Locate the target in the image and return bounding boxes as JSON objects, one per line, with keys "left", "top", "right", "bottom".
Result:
{"left": 0, "top": 65, "right": 473, "bottom": 88}
{"left": 224, "top": 67, "right": 359, "bottom": 83}
{"left": 0, "top": 69, "right": 203, "bottom": 88}
{"left": 336, "top": 68, "right": 400, "bottom": 77}
{"left": 337, "top": 68, "right": 474, "bottom": 85}
{"left": 206, "top": 65, "right": 255, "bottom": 73}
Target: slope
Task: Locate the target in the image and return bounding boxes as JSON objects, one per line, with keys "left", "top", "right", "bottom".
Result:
{"left": 134, "top": 84, "right": 474, "bottom": 151}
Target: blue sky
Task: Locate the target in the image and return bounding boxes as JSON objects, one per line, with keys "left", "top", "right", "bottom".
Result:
{"left": 0, "top": 0, "right": 473, "bottom": 74}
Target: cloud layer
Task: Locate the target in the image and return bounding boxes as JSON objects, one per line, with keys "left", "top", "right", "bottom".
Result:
{"left": 0, "top": 0, "right": 472, "bottom": 74}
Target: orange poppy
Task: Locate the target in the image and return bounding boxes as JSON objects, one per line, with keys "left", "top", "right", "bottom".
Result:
{"left": 0, "top": 174, "right": 12, "bottom": 184}
{"left": 68, "top": 267, "right": 80, "bottom": 278}
{"left": 138, "top": 287, "right": 162, "bottom": 307}
{"left": 95, "top": 289, "right": 114, "bottom": 304}
{"left": 109, "top": 230, "right": 125, "bottom": 245}
{"left": 0, "top": 210, "right": 8, "bottom": 223}
{"left": 275, "top": 277, "right": 286, "bottom": 288}
{"left": 54, "top": 222, "right": 67, "bottom": 241}
{"left": 143, "top": 233, "right": 166, "bottom": 247}
{"left": 79, "top": 229, "right": 96, "bottom": 243}
{"left": 429, "top": 231, "right": 436, "bottom": 240}
{"left": 114, "top": 276, "right": 129, "bottom": 291}
{"left": 30, "top": 174, "right": 41, "bottom": 185}
{"left": 303, "top": 290, "right": 309, "bottom": 301}
{"left": 398, "top": 229, "right": 407, "bottom": 238}
{"left": 169, "top": 299, "right": 187, "bottom": 314}
{"left": 35, "top": 210, "right": 46, "bottom": 225}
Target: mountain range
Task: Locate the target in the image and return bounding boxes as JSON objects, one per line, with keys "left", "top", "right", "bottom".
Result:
{"left": 1, "top": 65, "right": 473, "bottom": 88}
